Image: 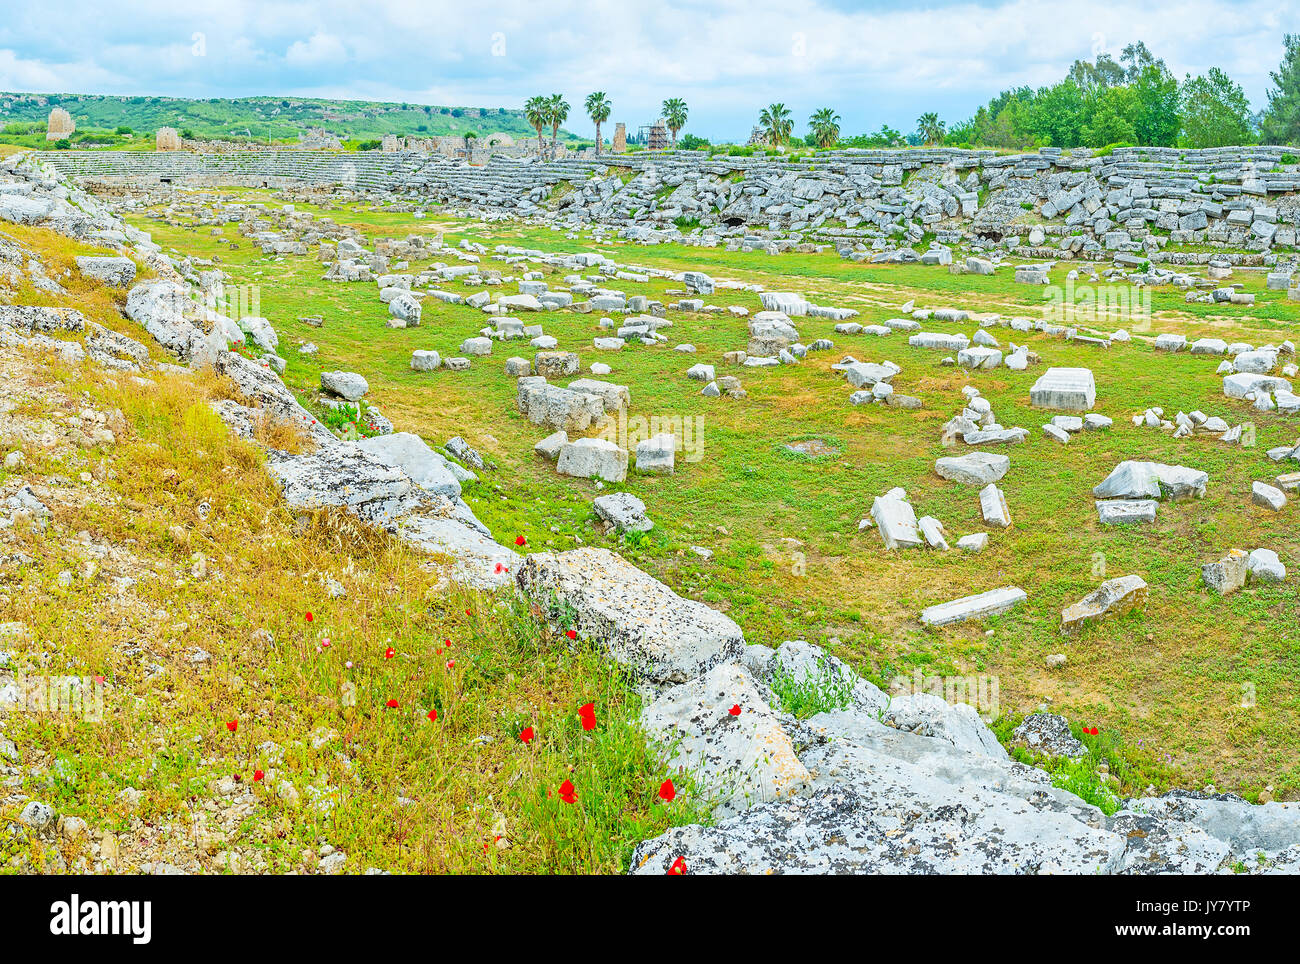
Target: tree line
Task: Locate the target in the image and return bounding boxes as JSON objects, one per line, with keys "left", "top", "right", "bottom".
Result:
{"left": 937, "top": 38, "right": 1300, "bottom": 150}
{"left": 526, "top": 38, "right": 1300, "bottom": 156}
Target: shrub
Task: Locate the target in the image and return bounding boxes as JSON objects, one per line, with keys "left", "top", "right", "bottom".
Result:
{"left": 768, "top": 658, "right": 856, "bottom": 719}
{"left": 1094, "top": 141, "right": 1134, "bottom": 157}
{"left": 1050, "top": 760, "right": 1123, "bottom": 815}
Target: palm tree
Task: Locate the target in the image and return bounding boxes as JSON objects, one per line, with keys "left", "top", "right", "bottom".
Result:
{"left": 524, "top": 96, "right": 547, "bottom": 156}
{"left": 808, "top": 107, "right": 841, "bottom": 149}
{"left": 759, "top": 103, "right": 793, "bottom": 147}
{"left": 917, "top": 112, "right": 946, "bottom": 146}
{"left": 662, "top": 98, "right": 688, "bottom": 148}
{"left": 585, "top": 91, "right": 612, "bottom": 156}
{"left": 545, "top": 93, "right": 570, "bottom": 159}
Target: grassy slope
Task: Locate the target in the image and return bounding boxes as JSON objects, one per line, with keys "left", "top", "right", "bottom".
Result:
{"left": 130, "top": 189, "right": 1300, "bottom": 800}
{"left": 0, "top": 221, "right": 700, "bottom": 874}
{"left": 0, "top": 92, "right": 577, "bottom": 148}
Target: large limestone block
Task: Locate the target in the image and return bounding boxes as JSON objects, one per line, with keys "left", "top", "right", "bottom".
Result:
{"left": 642, "top": 663, "right": 810, "bottom": 816}
{"left": 320, "top": 370, "right": 369, "bottom": 401}
{"left": 935, "top": 452, "right": 1010, "bottom": 485}
{"left": 1202, "top": 550, "right": 1248, "bottom": 595}
{"left": 1093, "top": 461, "right": 1207, "bottom": 501}
{"left": 556, "top": 437, "right": 627, "bottom": 482}
{"left": 921, "top": 587, "right": 1027, "bottom": 627}
{"left": 515, "top": 548, "right": 744, "bottom": 682}
{"left": 1060, "top": 575, "right": 1148, "bottom": 634}
{"left": 1030, "top": 367, "right": 1096, "bottom": 412}
{"left": 354, "top": 432, "right": 461, "bottom": 499}
{"left": 124, "top": 280, "right": 206, "bottom": 359}
{"left": 871, "top": 494, "right": 922, "bottom": 549}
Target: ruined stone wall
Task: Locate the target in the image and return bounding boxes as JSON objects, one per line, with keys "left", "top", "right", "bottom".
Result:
{"left": 38, "top": 145, "right": 1300, "bottom": 263}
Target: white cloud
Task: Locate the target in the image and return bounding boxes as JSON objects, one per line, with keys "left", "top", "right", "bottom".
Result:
{"left": 285, "top": 32, "right": 347, "bottom": 67}
{"left": 0, "top": 48, "right": 124, "bottom": 92}
{"left": 0, "top": 0, "right": 1294, "bottom": 139}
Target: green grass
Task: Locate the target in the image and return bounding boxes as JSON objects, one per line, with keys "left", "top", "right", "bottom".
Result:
{"left": 768, "top": 658, "right": 858, "bottom": 719}
{"left": 123, "top": 188, "right": 1300, "bottom": 801}
{"left": 0, "top": 347, "right": 708, "bottom": 874}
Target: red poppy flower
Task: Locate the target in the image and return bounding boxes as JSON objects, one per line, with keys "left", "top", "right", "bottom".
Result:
{"left": 558, "top": 779, "right": 577, "bottom": 804}
{"left": 465, "top": 609, "right": 472, "bottom": 616}
{"left": 519, "top": 726, "right": 534, "bottom": 744}
{"left": 667, "top": 856, "right": 687, "bottom": 875}
{"left": 578, "top": 702, "right": 596, "bottom": 731}
{"left": 728, "top": 704, "right": 741, "bottom": 716}
{"left": 515, "top": 535, "right": 527, "bottom": 546}
{"left": 427, "top": 709, "right": 438, "bottom": 722}
{"left": 384, "top": 647, "right": 395, "bottom": 659}
{"left": 445, "top": 659, "right": 455, "bottom": 670}
{"left": 305, "top": 612, "right": 314, "bottom": 623}
{"left": 226, "top": 720, "right": 237, "bottom": 733}
{"left": 386, "top": 698, "right": 399, "bottom": 708}
{"left": 566, "top": 629, "right": 577, "bottom": 640}
{"left": 253, "top": 769, "right": 264, "bottom": 782}
{"left": 658, "top": 779, "right": 676, "bottom": 802}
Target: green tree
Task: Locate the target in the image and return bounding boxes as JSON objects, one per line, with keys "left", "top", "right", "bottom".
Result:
{"left": 1120, "top": 42, "right": 1164, "bottom": 83}
{"left": 1027, "top": 81, "right": 1086, "bottom": 146}
{"left": 1260, "top": 34, "right": 1300, "bottom": 144}
{"left": 807, "top": 107, "right": 841, "bottom": 148}
{"left": 1082, "top": 85, "right": 1138, "bottom": 147}
{"left": 759, "top": 103, "right": 793, "bottom": 147}
{"left": 524, "top": 96, "right": 548, "bottom": 156}
{"left": 544, "top": 94, "right": 570, "bottom": 159}
{"left": 662, "top": 98, "right": 688, "bottom": 148}
{"left": 584, "top": 91, "right": 612, "bottom": 156}
{"left": 1180, "top": 68, "right": 1254, "bottom": 147}
{"left": 1068, "top": 53, "right": 1125, "bottom": 96}
{"left": 1133, "top": 64, "right": 1180, "bottom": 146}
{"left": 915, "top": 111, "right": 945, "bottom": 146}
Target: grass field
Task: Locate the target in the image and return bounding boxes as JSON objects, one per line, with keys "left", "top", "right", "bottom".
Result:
{"left": 126, "top": 189, "right": 1300, "bottom": 801}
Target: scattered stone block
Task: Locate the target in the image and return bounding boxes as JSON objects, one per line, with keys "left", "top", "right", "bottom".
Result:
{"left": 921, "top": 587, "right": 1027, "bottom": 627}
{"left": 1202, "top": 549, "right": 1249, "bottom": 595}
{"left": 979, "top": 483, "right": 1011, "bottom": 528}
{"left": 935, "top": 452, "right": 1010, "bottom": 485}
{"left": 1096, "top": 499, "right": 1158, "bottom": 525}
{"left": 1252, "top": 481, "right": 1287, "bottom": 511}
{"left": 556, "top": 437, "right": 627, "bottom": 482}
{"left": 1030, "top": 367, "right": 1096, "bottom": 412}
{"left": 1247, "top": 548, "right": 1286, "bottom": 584}
{"left": 534, "top": 430, "right": 568, "bottom": 461}
{"left": 1060, "top": 575, "right": 1148, "bottom": 635}
{"left": 635, "top": 433, "right": 676, "bottom": 475}
{"left": 594, "top": 493, "right": 653, "bottom": 533}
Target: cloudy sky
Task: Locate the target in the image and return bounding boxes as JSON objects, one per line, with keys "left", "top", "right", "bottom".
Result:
{"left": 0, "top": 0, "right": 1293, "bottom": 141}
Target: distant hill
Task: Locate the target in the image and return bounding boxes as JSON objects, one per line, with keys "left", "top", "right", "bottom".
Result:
{"left": 0, "top": 91, "right": 581, "bottom": 148}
